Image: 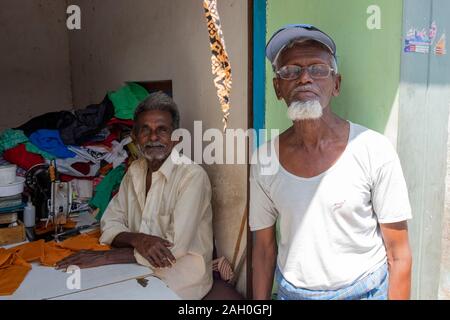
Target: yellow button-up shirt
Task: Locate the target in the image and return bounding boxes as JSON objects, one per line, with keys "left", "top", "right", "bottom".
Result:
{"left": 99, "top": 151, "right": 213, "bottom": 299}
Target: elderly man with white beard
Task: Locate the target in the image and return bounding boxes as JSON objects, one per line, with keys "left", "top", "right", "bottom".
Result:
{"left": 56, "top": 92, "right": 214, "bottom": 300}
{"left": 250, "top": 25, "right": 413, "bottom": 300}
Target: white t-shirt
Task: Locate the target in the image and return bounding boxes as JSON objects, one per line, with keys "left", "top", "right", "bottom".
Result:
{"left": 250, "top": 122, "right": 412, "bottom": 290}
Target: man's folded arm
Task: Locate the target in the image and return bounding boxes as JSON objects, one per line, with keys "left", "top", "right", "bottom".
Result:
{"left": 100, "top": 174, "right": 131, "bottom": 245}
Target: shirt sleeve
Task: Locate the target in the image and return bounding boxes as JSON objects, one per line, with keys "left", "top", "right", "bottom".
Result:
{"left": 99, "top": 173, "right": 131, "bottom": 245}
{"left": 249, "top": 164, "right": 278, "bottom": 231}
{"left": 170, "top": 168, "right": 213, "bottom": 260}
{"left": 372, "top": 156, "right": 412, "bottom": 224}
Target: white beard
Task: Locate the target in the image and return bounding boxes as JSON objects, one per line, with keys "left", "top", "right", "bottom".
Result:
{"left": 287, "top": 100, "right": 323, "bottom": 121}
{"left": 137, "top": 144, "right": 168, "bottom": 161}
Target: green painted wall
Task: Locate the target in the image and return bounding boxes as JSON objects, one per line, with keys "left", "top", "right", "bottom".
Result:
{"left": 265, "top": 0, "right": 403, "bottom": 135}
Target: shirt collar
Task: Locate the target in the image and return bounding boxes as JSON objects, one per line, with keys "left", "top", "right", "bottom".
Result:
{"left": 132, "top": 149, "right": 180, "bottom": 183}
{"left": 156, "top": 149, "right": 178, "bottom": 180}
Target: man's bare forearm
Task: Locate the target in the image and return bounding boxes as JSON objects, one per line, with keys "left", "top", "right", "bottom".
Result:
{"left": 388, "top": 257, "right": 412, "bottom": 300}
{"left": 106, "top": 248, "right": 137, "bottom": 264}
{"left": 56, "top": 248, "right": 137, "bottom": 269}
{"left": 253, "top": 244, "right": 277, "bottom": 300}
{"left": 380, "top": 222, "right": 412, "bottom": 300}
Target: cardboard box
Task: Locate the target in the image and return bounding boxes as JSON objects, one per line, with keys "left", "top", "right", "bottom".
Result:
{"left": 0, "top": 220, "right": 26, "bottom": 246}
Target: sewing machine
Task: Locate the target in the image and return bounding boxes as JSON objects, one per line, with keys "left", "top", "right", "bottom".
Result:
{"left": 47, "top": 160, "right": 71, "bottom": 235}
{"left": 25, "top": 161, "right": 73, "bottom": 241}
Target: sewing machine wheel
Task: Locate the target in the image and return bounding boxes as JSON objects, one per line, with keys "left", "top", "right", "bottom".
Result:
{"left": 25, "top": 164, "right": 51, "bottom": 220}
{"left": 25, "top": 164, "right": 50, "bottom": 190}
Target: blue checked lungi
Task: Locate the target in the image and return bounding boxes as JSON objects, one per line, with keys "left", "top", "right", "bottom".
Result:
{"left": 275, "top": 262, "right": 389, "bottom": 300}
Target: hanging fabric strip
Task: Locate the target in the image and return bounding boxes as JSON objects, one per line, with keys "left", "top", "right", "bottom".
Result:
{"left": 203, "top": 0, "right": 233, "bottom": 131}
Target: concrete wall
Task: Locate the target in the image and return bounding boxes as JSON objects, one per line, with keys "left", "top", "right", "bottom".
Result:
{"left": 68, "top": 0, "right": 248, "bottom": 296}
{"left": 398, "top": 0, "right": 450, "bottom": 300}
{"left": 0, "top": 0, "right": 73, "bottom": 131}
{"left": 440, "top": 111, "right": 450, "bottom": 299}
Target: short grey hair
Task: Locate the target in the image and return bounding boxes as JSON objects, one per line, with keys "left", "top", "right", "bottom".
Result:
{"left": 133, "top": 91, "right": 180, "bottom": 130}
{"left": 272, "top": 39, "right": 338, "bottom": 74}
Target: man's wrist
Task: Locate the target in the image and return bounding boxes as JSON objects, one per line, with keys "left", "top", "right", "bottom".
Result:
{"left": 121, "top": 232, "right": 140, "bottom": 248}
{"left": 106, "top": 248, "right": 136, "bottom": 264}
{"left": 126, "top": 233, "right": 135, "bottom": 248}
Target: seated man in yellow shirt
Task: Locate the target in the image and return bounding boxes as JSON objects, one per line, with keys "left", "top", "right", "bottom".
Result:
{"left": 56, "top": 92, "right": 213, "bottom": 300}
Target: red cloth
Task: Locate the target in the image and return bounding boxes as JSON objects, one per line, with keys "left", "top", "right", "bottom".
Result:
{"left": 3, "top": 144, "right": 44, "bottom": 170}
{"left": 106, "top": 118, "right": 134, "bottom": 127}
{"left": 60, "top": 174, "right": 94, "bottom": 182}
{"left": 70, "top": 162, "right": 91, "bottom": 175}
{"left": 59, "top": 163, "right": 93, "bottom": 181}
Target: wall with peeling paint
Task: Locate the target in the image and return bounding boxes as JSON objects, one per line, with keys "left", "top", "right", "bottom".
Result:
{"left": 0, "top": 0, "right": 73, "bottom": 130}
{"left": 0, "top": 0, "right": 248, "bottom": 297}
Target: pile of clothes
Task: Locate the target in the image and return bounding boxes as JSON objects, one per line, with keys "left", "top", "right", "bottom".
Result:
{"left": 0, "top": 82, "right": 150, "bottom": 222}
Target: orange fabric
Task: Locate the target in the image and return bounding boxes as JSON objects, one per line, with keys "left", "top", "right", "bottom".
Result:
{"left": 0, "top": 248, "right": 14, "bottom": 268}
{"left": 40, "top": 242, "right": 73, "bottom": 267}
{"left": 6, "top": 240, "right": 45, "bottom": 262}
{"left": 57, "top": 234, "right": 110, "bottom": 252}
{"left": 10, "top": 253, "right": 31, "bottom": 268}
{"left": 86, "top": 229, "right": 102, "bottom": 238}
{"left": 0, "top": 250, "right": 31, "bottom": 296}
{"left": 0, "top": 265, "right": 31, "bottom": 296}
{"left": 0, "top": 229, "right": 109, "bottom": 296}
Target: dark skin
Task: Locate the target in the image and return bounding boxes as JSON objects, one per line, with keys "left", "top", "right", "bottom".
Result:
{"left": 273, "top": 42, "right": 346, "bottom": 179}
{"left": 253, "top": 42, "right": 412, "bottom": 300}
{"left": 57, "top": 110, "right": 179, "bottom": 271}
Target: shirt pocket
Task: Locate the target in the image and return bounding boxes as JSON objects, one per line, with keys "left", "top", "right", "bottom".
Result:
{"left": 158, "top": 211, "right": 174, "bottom": 242}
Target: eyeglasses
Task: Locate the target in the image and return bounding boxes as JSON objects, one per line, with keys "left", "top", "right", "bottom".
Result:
{"left": 276, "top": 64, "right": 335, "bottom": 80}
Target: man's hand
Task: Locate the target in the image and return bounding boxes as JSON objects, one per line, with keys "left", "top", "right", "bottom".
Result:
{"left": 55, "top": 250, "right": 110, "bottom": 270}
{"left": 132, "top": 234, "right": 176, "bottom": 269}
{"left": 55, "top": 248, "right": 137, "bottom": 270}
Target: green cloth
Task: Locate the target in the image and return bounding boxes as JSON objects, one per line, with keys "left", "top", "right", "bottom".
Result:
{"left": 24, "top": 142, "right": 55, "bottom": 160}
{"left": 0, "top": 129, "right": 28, "bottom": 153}
{"left": 0, "top": 128, "right": 55, "bottom": 159}
{"left": 108, "top": 82, "right": 149, "bottom": 120}
{"left": 89, "top": 164, "right": 126, "bottom": 221}
{"left": 0, "top": 129, "right": 55, "bottom": 160}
